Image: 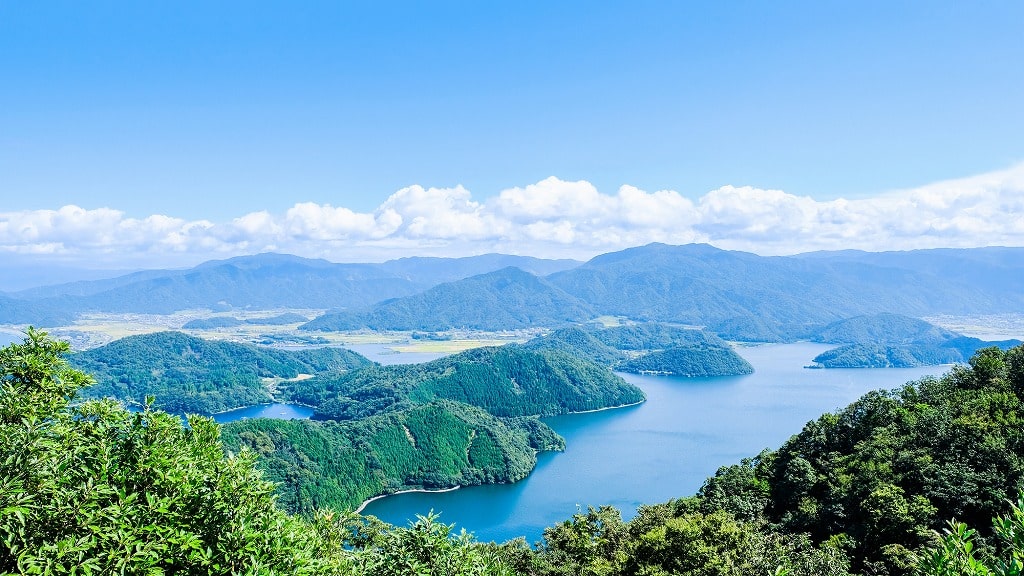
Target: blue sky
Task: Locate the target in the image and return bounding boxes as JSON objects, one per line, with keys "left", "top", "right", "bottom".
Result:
{"left": 2, "top": 1, "right": 1023, "bottom": 268}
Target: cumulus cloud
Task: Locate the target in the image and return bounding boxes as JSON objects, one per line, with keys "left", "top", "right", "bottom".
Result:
{"left": 2, "top": 163, "right": 1023, "bottom": 268}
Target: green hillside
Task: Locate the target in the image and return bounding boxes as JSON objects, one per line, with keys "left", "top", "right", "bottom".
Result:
{"left": 590, "top": 322, "right": 728, "bottom": 350}
{"left": 528, "top": 344, "right": 1024, "bottom": 576}
{"left": 521, "top": 327, "right": 625, "bottom": 365}
{"left": 221, "top": 400, "right": 564, "bottom": 514}
{"left": 812, "top": 336, "right": 1022, "bottom": 368}
{"left": 300, "top": 267, "right": 594, "bottom": 331}
{"left": 617, "top": 345, "right": 754, "bottom": 377}
{"left": 806, "top": 314, "right": 1022, "bottom": 368}
{"left": 809, "top": 312, "right": 958, "bottom": 344}
{"left": 524, "top": 323, "right": 755, "bottom": 377}
{"left": 72, "top": 331, "right": 371, "bottom": 414}
{"left": 285, "top": 344, "right": 645, "bottom": 420}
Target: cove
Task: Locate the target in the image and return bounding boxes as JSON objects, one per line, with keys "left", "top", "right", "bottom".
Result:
{"left": 360, "top": 342, "right": 950, "bottom": 543}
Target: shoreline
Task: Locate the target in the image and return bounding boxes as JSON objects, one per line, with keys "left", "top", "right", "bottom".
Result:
{"left": 356, "top": 486, "right": 461, "bottom": 514}
{"left": 355, "top": 399, "right": 645, "bottom": 514}
{"left": 562, "top": 399, "right": 645, "bottom": 415}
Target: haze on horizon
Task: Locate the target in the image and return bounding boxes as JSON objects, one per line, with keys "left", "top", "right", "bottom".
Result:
{"left": 2, "top": 2, "right": 1022, "bottom": 270}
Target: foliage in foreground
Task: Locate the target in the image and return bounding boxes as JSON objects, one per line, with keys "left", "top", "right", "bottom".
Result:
{"left": 0, "top": 329, "right": 510, "bottom": 575}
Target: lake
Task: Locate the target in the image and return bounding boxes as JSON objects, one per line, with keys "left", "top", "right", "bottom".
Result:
{"left": 360, "top": 342, "right": 949, "bottom": 543}
{"left": 212, "top": 403, "right": 314, "bottom": 423}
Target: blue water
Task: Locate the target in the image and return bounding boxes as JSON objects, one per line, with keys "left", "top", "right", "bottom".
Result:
{"left": 360, "top": 342, "right": 950, "bottom": 543}
{"left": 212, "top": 403, "right": 314, "bottom": 423}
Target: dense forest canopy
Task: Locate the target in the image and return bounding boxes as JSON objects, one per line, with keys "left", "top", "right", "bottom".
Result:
{"left": 285, "top": 345, "right": 645, "bottom": 421}
{"left": 71, "top": 331, "right": 371, "bottom": 414}
{"left": 524, "top": 323, "right": 754, "bottom": 376}
{"left": 221, "top": 401, "right": 564, "bottom": 514}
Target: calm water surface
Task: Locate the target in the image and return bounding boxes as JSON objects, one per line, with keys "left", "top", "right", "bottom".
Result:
{"left": 361, "top": 342, "right": 949, "bottom": 543}
{"left": 212, "top": 403, "right": 314, "bottom": 423}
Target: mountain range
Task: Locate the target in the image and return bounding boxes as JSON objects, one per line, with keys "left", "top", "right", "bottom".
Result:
{"left": 4, "top": 244, "right": 1024, "bottom": 342}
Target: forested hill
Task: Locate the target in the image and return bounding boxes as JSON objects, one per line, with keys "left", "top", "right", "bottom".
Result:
{"left": 284, "top": 344, "right": 645, "bottom": 420}
{"left": 804, "top": 313, "right": 1023, "bottom": 368}
{"left": 72, "top": 331, "right": 371, "bottom": 414}
{"left": 808, "top": 312, "right": 958, "bottom": 344}
{"left": 524, "top": 323, "right": 755, "bottom": 377}
{"left": 546, "top": 243, "right": 1024, "bottom": 337}
{"left": 221, "top": 400, "right": 565, "bottom": 514}
{"left": 299, "top": 267, "right": 594, "bottom": 331}
{"left": 617, "top": 345, "right": 754, "bottom": 377}
{"left": 7, "top": 244, "right": 1024, "bottom": 331}
{"left": 0, "top": 293, "right": 74, "bottom": 326}
{"left": 1, "top": 252, "right": 581, "bottom": 324}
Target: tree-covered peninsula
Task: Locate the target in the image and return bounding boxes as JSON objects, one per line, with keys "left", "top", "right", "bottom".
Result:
{"left": 524, "top": 323, "right": 754, "bottom": 377}
{"left": 221, "top": 400, "right": 564, "bottom": 514}
{"left": 71, "top": 331, "right": 371, "bottom": 414}
{"left": 616, "top": 345, "right": 754, "bottom": 377}
{"left": 805, "top": 314, "right": 1022, "bottom": 368}
{"left": 284, "top": 344, "right": 645, "bottom": 421}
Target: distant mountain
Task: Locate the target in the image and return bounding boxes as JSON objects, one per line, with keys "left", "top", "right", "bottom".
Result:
{"left": 181, "top": 312, "right": 311, "bottom": 329}
{"left": 181, "top": 317, "right": 245, "bottom": 329}
{"left": 2, "top": 252, "right": 583, "bottom": 323}
{"left": 73, "top": 332, "right": 372, "bottom": 414}
{"left": 54, "top": 254, "right": 422, "bottom": 314}
{"left": 794, "top": 247, "right": 1024, "bottom": 303}
{"left": 808, "top": 313, "right": 958, "bottom": 345}
{"left": 8, "top": 244, "right": 1024, "bottom": 332}
{"left": 375, "top": 253, "right": 580, "bottom": 284}
{"left": 0, "top": 294, "right": 75, "bottom": 326}
{"left": 300, "top": 267, "right": 594, "bottom": 331}
{"left": 547, "top": 243, "right": 1024, "bottom": 335}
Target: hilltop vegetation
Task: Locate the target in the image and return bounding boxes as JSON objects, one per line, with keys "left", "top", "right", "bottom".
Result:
{"left": 617, "top": 345, "right": 754, "bottom": 377}
{"left": 284, "top": 345, "right": 645, "bottom": 420}
{"left": 808, "top": 313, "right": 957, "bottom": 344}
{"left": 221, "top": 401, "right": 564, "bottom": 514}
{"left": 72, "top": 331, "right": 371, "bottom": 414}
{"left": 524, "top": 323, "right": 754, "bottom": 377}
{"left": 521, "top": 327, "right": 625, "bottom": 366}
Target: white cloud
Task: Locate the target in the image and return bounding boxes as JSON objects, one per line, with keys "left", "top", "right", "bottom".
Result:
{"left": 2, "top": 163, "right": 1023, "bottom": 267}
